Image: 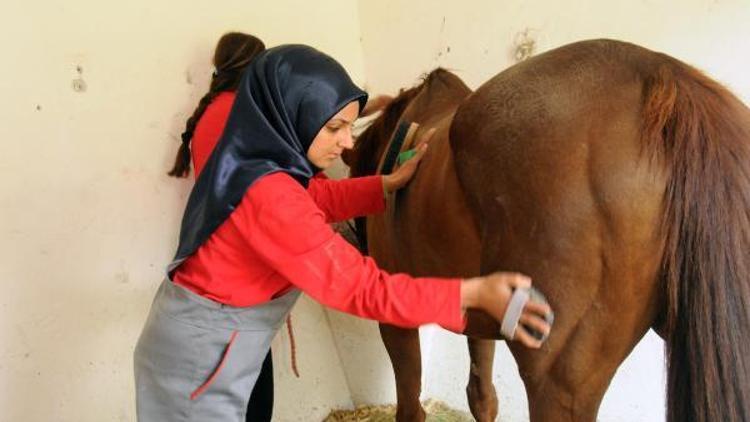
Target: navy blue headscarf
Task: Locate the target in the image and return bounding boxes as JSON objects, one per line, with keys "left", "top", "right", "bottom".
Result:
{"left": 168, "top": 44, "right": 368, "bottom": 273}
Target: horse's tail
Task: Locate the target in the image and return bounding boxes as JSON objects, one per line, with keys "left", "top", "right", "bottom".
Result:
{"left": 642, "top": 58, "right": 750, "bottom": 422}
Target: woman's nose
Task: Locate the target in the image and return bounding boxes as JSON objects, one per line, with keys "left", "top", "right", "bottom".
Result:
{"left": 338, "top": 130, "right": 355, "bottom": 149}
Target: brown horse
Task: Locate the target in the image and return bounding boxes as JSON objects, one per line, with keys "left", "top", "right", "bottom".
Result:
{"left": 343, "top": 39, "right": 750, "bottom": 422}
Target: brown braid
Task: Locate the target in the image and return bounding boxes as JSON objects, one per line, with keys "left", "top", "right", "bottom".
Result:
{"left": 168, "top": 32, "right": 266, "bottom": 177}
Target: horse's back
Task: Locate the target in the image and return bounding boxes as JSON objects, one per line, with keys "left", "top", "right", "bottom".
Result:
{"left": 452, "top": 39, "right": 666, "bottom": 277}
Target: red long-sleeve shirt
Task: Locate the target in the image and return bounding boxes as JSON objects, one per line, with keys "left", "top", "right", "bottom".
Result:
{"left": 191, "top": 91, "right": 235, "bottom": 176}
{"left": 173, "top": 92, "right": 465, "bottom": 331}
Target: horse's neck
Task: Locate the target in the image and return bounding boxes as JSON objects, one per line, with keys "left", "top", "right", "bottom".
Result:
{"left": 428, "top": 111, "right": 469, "bottom": 201}
{"left": 377, "top": 110, "right": 481, "bottom": 276}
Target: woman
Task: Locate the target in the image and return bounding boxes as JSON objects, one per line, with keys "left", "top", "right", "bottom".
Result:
{"left": 136, "top": 44, "right": 551, "bottom": 421}
{"left": 166, "top": 33, "right": 394, "bottom": 421}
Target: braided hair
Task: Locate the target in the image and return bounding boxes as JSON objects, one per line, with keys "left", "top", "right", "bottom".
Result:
{"left": 168, "top": 32, "right": 266, "bottom": 177}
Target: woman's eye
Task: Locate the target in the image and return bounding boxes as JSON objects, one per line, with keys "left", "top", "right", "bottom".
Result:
{"left": 327, "top": 126, "right": 341, "bottom": 132}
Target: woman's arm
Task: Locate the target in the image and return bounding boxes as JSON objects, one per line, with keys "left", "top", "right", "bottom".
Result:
{"left": 306, "top": 175, "right": 385, "bottom": 223}
{"left": 242, "top": 173, "right": 551, "bottom": 347}
{"left": 242, "top": 173, "right": 464, "bottom": 331}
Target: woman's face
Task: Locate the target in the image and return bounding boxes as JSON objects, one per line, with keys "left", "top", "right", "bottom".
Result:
{"left": 306, "top": 101, "right": 359, "bottom": 169}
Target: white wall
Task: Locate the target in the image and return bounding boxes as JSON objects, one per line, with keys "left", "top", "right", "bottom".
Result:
{"left": 0, "top": 1, "right": 365, "bottom": 421}
{"left": 357, "top": 0, "right": 750, "bottom": 103}
{"left": 326, "top": 0, "right": 750, "bottom": 421}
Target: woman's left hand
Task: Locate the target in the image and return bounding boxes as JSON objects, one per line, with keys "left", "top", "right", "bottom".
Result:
{"left": 382, "top": 128, "right": 436, "bottom": 194}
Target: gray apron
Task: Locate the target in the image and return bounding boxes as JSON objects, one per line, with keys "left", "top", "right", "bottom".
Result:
{"left": 134, "top": 279, "right": 300, "bottom": 422}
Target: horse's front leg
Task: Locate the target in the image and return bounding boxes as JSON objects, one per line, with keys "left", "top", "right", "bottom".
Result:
{"left": 466, "top": 337, "right": 498, "bottom": 422}
{"left": 378, "top": 323, "right": 424, "bottom": 422}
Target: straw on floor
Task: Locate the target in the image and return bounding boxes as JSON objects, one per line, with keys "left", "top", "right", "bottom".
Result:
{"left": 323, "top": 398, "right": 473, "bottom": 422}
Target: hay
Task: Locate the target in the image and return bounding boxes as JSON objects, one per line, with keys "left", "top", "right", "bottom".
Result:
{"left": 323, "top": 399, "right": 472, "bottom": 422}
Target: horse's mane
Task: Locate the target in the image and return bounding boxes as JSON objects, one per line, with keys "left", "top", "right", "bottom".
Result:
{"left": 346, "top": 68, "right": 456, "bottom": 177}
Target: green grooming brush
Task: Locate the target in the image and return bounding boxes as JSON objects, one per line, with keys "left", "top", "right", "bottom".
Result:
{"left": 397, "top": 149, "right": 417, "bottom": 165}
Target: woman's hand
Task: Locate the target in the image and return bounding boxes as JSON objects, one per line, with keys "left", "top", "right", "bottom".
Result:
{"left": 382, "top": 128, "right": 436, "bottom": 194}
{"left": 461, "top": 272, "right": 553, "bottom": 349}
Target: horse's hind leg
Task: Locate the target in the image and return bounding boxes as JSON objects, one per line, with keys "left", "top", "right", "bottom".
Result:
{"left": 503, "top": 250, "right": 661, "bottom": 420}
{"left": 466, "top": 337, "right": 498, "bottom": 422}
{"left": 379, "top": 323, "right": 425, "bottom": 422}
{"left": 512, "top": 310, "right": 654, "bottom": 422}
{"left": 521, "top": 352, "right": 617, "bottom": 421}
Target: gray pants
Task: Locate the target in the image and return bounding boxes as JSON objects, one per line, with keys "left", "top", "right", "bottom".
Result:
{"left": 134, "top": 279, "right": 300, "bottom": 422}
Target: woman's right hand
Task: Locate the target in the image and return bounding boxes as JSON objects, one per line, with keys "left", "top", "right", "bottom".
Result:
{"left": 460, "top": 272, "right": 552, "bottom": 349}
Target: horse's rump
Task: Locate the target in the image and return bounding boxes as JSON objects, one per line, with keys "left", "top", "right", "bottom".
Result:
{"left": 450, "top": 38, "right": 750, "bottom": 422}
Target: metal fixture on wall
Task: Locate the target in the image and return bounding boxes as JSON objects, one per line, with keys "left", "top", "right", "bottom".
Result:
{"left": 514, "top": 28, "right": 537, "bottom": 62}
{"left": 72, "top": 65, "right": 87, "bottom": 93}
